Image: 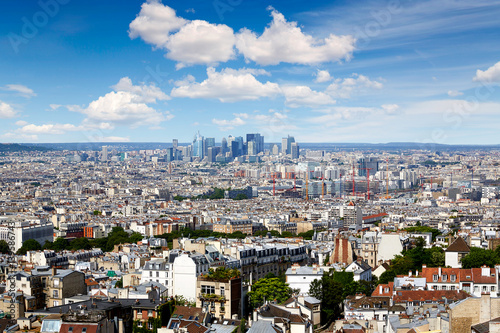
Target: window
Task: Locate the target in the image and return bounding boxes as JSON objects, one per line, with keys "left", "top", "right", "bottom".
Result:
{"left": 451, "top": 275, "right": 456, "bottom": 282}
{"left": 433, "top": 275, "right": 438, "bottom": 282}
{"left": 53, "top": 290, "right": 59, "bottom": 298}
{"left": 149, "top": 271, "right": 152, "bottom": 277}
{"left": 82, "top": 328, "right": 87, "bottom": 333}
{"left": 451, "top": 286, "right": 455, "bottom": 290}
{"left": 441, "top": 286, "right": 447, "bottom": 290}
{"left": 148, "top": 310, "right": 153, "bottom": 316}
{"left": 492, "top": 286, "right": 496, "bottom": 292}
{"left": 442, "top": 275, "right": 447, "bottom": 282}
{"left": 156, "top": 272, "right": 159, "bottom": 277}
{"left": 53, "top": 279, "right": 60, "bottom": 287}
{"left": 483, "top": 286, "right": 488, "bottom": 292}
{"left": 201, "top": 285, "right": 215, "bottom": 294}
{"left": 68, "top": 327, "right": 73, "bottom": 332}
{"left": 220, "top": 287, "right": 225, "bottom": 296}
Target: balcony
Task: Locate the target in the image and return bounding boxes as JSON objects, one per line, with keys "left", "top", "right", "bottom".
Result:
{"left": 199, "top": 293, "right": 226, "bottom": 302}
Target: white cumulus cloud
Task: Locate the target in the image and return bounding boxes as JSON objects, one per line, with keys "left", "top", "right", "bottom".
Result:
{"left": 236, "top": 7, "right": 355, "bottom": 65}
{"left": 212, "top": 115, "right": 247, "bottom": 130}
{"left": 129, "top": 0, "right": 187, "bottom": 47}
{"left": 314, "top": 70, "right": 332, "bottom": 83}
{"left": 326, "top": 74, "right": 383, "bottom": 98}
{"left": 282, "top": 85, "right": 336, "bottom": 108}
{"left": 0, "top": 101, "right": 17, "bottom": 118}
{"left": 473, "top": 61, "right": 500, "bottom": 83}
{"left": 129, "top": 0, "right": 235, "bottom": 68}
{"left": 171, "top": 67, "right": 281, "bottom": 102}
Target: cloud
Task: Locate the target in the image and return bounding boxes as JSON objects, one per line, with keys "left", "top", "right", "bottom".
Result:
{"left": 447, "top": 90, "right": 463, "bottom": 97}
{"left": 473, "top": 61, "right": 500, "bottom": 83}
{"left": 236, "top": 7, "right": 356, "bottom": 65}
{"left": 15, "top": 120, "right": 28, "bottom": 126}
{"left": 130, "top": 3, "right": 355, "bottom": 67}
{"left": 314, "top": 70, "right": 332, "bottom": 83}
{"left": 282, "top": 85, "right": 336, "bottom": 108}
{"left": 112, "top": 77, "right": 170, "bottom": 103}
{"left": 171, "top": 67, "right": 281, "bottom": 102}
{"left": 0, "top": 101, "right": 17, "bottom": 118}
{"left": 17, "top": 123, "right": 82, "bottom": 135}
{"left": 129, "top": 1, "right": 235, "bottom": 68}
{"left": 166, "top": 20, "right": 236, "bottom": 69}
{"left": 100, "top": 136, "right": 131, "bottom": 142}
{"left": 326, "top": 74, "right": 383, "bottom": 98}
{"left": 212, "top": 115, "right": 247, "bottom": 130}
{"left": 129, "top": 0, "right": 187, "bottom": 47}
{"left": 381, "top": 104, "right": 399, "bottom": 115}
{"left": 78, "top": 77, "right": 172, "bottom": 129}
{"left": 1, "top": 84, "right": 36, "bottom": 98}
{"left": 12, "top": 78, "right": 173, "bottom": 139}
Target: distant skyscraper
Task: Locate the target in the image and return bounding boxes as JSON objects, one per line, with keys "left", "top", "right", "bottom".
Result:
{"left": 358, "top": 157, "right": 379, "bottom": 177}
{"left": 221, "top": 137, "right": 228, "bottom": 154}
{"left": 192, "top": 131, "right": 204, "bottom": 159}
{"left": 281, "top": 135, "right": 295, "bottom": 154}
{"left": 101, "top": 146, "right": 108, "bottom": 161}
{"left": 247, "top": 141, "right": 257, "bottom": 155}
{"left": 208, "top": 146, "right": 220, "bottom": 162}
{"left": 172, "top": 139, "right": 178, "bottom": 150}
{"left": 233, "top": 136, "right": 244, "bottom": 157}
{"left": 271, "top": 144, "right": 279, "bottom": 155}
{"left": 291, "top": 142, "right": 299, "bottom": 159}
{"left": 246, "top": 133, "right": 264, "bottom": 154}
{"left": 204, "top": 137, "right": 215, "bottom": 156}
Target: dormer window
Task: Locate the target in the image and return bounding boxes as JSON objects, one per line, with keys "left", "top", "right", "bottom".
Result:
{"left": 442, "top": 275, "right": 447, "bottom": 282}
{"left": 451, "top": 275, "right": 456, "bottom": 282}
{"left": 433, "top": 275, "right": 438, "bottom": 282}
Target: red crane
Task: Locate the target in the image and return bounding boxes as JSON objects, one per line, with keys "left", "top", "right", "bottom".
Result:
{"left": 360, "top": 167, "right": 373, "bottom": 200}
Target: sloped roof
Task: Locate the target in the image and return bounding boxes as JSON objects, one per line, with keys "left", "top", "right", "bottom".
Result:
{"left": 446, "top": 237, "right": 470, "bottom": 253}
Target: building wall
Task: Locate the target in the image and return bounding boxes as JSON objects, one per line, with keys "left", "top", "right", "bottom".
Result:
{"left": 449, "top": 294, "right": 500, "bottom": 333}
{"left": 173, "top": 255, "right": 197, "bottom": 302}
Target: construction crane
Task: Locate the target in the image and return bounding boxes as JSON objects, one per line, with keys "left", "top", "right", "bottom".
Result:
{"left": 385, "top": 158, "right": 390, "bottom": 199}
{"left": 360, "top": 167, "right": 373, "bottom": 200}
{"left": 352, "top": 163, "right": 356, "bottom": 197}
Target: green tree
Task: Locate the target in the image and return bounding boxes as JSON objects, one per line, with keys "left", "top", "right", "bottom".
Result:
{"left": 115, "top": 278, "right": 123, "bottom": 288}
{"left": 52, "top": 237, "right": 70, "bottom": 251}
{"left": 309, "top": 274, "right": 344, "bottom": 324}
{"left": 323, "top": 253, "right": 330, "bottom": 266}
{"left": 129, "top": 232, "right": 143, "bottom": 244}
{"left": 234, "top": 193, "right": 248, "bottom": 200}
{"left": 71, "top": 237, "right": 92, "bottom": 250}
{"left": 248, "top": 277, "right": 292, "bottom": 308}
{"left": 298, "top": 230, "right": 315, "bottom": 240}
{"left": 0, "top": 240, "right": 10, "bottom": 254}
{"left": 16, "top": 239, "right": 42, "bottom": 255}
{"left": 462, "top": 247, "right": 498, "bottom": 268}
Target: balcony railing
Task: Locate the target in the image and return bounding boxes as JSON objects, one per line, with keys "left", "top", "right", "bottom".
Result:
{"left": 199, "top": 293, "right": 226, "bottom": 302}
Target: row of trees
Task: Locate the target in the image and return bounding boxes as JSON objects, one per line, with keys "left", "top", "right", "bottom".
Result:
{"left": 15, "top": 227, "right": 143, "bottom": 255}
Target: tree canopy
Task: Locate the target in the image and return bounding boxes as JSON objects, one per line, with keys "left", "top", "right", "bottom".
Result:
{"left": 16, "top": 239, "right": 42, "bottom": 255}
{"left": 308, "top": 270, "right": 376, "bottom": 325}
{"left": 248, "top": 277, "right": 292, "bottom": 308}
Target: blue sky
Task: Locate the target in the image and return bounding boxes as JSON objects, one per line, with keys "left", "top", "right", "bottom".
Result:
{"left": 1, "top": 0, "right": 500, "bottom": 144}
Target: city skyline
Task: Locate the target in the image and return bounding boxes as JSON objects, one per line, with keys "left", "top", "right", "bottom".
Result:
{"left": 1, "top": 0, "right": 500, "bottom": 144}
